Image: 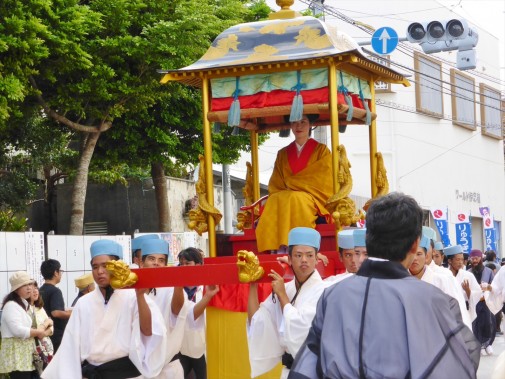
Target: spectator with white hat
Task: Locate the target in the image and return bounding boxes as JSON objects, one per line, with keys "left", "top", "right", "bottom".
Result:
{"left": 0, "top": 272, "right": 52, "bottom": 378}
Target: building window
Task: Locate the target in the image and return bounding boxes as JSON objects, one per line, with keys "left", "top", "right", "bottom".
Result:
{"left": 414, "top": 51, "right": 443, "bottom": 118}
{"left": 450, "top": 69, "right": 476, "bottom": 130}
{"left": 480, "top": 83, "right": 503, "bottom": 139}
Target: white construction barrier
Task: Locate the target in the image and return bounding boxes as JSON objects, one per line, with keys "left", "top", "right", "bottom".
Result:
{"left": 1, "top": 231, "right": 204, "bottom": 308}
{"left": 0, "top": 232, "right": 45, "bottom": 302}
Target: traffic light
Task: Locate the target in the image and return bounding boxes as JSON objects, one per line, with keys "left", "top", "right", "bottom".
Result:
{"left": 406, "top": 19, "right": 478, "bottom": 69}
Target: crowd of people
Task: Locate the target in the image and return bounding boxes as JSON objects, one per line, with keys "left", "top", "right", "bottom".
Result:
{"left": 247, "top": 114, "right": 504, "bottom": 378}
{"left": 0, "top": 235, "right": 217, "bottom": 379}
{"left": 247, "top": 192, "right": 505, "bottom": 379}
{"left": 0, "top": 198, "right": 504, "bottom": 378}
{"left": 0, "top": 116, "right": 503, "bottom": 378}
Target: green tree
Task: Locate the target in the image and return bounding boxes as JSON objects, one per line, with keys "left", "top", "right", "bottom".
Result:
{"left": 1, "top": 0, "right": 271, "bottom": 234}
{"left": 0, "top": 111, "right": 75, "bottom": 230}
{"left": 0, "top": 210, "right": 28, "bottom": 231}
{"left": 94, "top": 0, "right": 271, "bottom": 231}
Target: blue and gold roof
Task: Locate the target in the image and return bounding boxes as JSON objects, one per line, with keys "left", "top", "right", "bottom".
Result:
{"left": 188, "top": 17, "right": 345, "bottom": 68}
{"left": 160, "top": 16, "right": 409, "bottom": 87}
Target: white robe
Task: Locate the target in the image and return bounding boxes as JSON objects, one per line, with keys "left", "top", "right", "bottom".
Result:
{"left": 454, "top": 268, "right": 482, "bottom": 322}
{"left": 247, "top": 271, "right": 324, "bottom": 378}
{"left": 429, "top": 260, "right": 452, "bottom": 276}
{"left": 485, "top": 266, "right": 505, "bottom": 315}
{"left": 322, "top": 271, "right": 353, "bottom": 287}
{"left": 144, "top": 287, "right": 187, "bottom": 379}
{"left": 180, "top": 286, "right": 206, "bottom": 359}
{"left": 41, "top": 287, "right": 167, "bottom": 379}
{"left": 422, "top": 265, "right": 473, "bottom": 329}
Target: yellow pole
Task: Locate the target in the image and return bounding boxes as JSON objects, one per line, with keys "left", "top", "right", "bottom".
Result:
{"left": 250, "top": 131, "right": 260, "bottom": 202}
{"left": 328, "top": 60, "right": 340, "bottom": 249}
{"left": 368, "top": 78, "right": 378, "bottom": 198}
{"left": 201, "top": 76, "right": 216, "bottom": 257}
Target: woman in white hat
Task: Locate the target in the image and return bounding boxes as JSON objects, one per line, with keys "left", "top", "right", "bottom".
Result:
{"left": 0, "top": 271, "right": 52, "bottom": 379}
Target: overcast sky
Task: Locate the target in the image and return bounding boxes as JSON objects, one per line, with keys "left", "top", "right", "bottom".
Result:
{"left": 221, "top": 1, "right": 505, "bottom": 184}
{"left": 265, "top": 0, "right": 504, "bottom": 78}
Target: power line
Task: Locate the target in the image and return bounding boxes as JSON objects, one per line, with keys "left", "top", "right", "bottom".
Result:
{"left": 318, "top": 13, "right": 505, "bottom": 113}
{"left": 376, "top": 98, "right": 502, "bottom": 131}
{"left": 331, "top": 6, "right": 448, "bottom": 22}
{"left": 361, "top": 49, "right": 504, "bottom": 119}
{"left": 397, "top": 130, "right": 495, "bottom": 181}
{"left": 300, "top": 0, "right": 505, "bottom": 88}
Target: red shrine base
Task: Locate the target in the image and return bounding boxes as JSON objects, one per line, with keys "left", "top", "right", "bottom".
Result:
{"left": 224, "top": 223, "right": 340, "bottom": 255}
{"left": 210, "top": 225, "right": 345, "bottom": 312}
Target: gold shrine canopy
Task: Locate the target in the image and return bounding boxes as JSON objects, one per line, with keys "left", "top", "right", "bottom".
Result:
{"left": 160, "top": 15, "right": 410, "bottom": 131}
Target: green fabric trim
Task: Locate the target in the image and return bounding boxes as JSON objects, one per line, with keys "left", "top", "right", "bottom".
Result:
{"left": 211, "top": 69, "right": 372, "bottom": 99}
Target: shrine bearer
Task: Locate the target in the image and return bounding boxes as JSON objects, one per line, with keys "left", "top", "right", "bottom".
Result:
{"left": 139, "top": 238, "right": 187, "bottom": 379}
{"left": 247, "top": 227, "right": 325, "bottom": 379}
{"left": 446, "top": 245, "right": 482, "bottom": 323}
{"left": 323, "top": 229, "right": 355, "bottom": 285}
{"left": 42, "top": 239, "right": 167, "bottom": 379}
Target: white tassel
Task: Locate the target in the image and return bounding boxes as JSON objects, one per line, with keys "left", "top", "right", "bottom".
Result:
{"left": 344, "top": 94, "right": 354, "bottom": 122}
{"left": 363, "top": 100, "right": 371, "bottom": 125}
{"left": 228, "top": 99, "right": 240, "bottom": 127}
{"left": 289, "top": 94, "right": 303, "bottom": 122}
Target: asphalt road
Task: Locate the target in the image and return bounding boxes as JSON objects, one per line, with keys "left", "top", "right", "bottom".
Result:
{"left": 478, "top": 332, "right": 504, "bottom": 378}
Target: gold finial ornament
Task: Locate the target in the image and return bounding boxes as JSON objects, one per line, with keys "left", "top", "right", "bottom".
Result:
{"left": 276, "top": 0, "right": 294, "bottom": 9}
{"left": 270, "top": 0, "right": 301, "bottom": 19}
{"left": 105, "top": 260, "right": 138, "bottom": 289}
{"left": 237, "top": 250, "right": 265, "bottom": 283}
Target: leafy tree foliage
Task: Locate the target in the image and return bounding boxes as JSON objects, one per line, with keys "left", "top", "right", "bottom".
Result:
{"left": 0, "top": 0, "right": 272, "bottom": 233}
{"left": 0, "top": 210, "right": 28, "bottom": 231}
{"left": 95, "top": 0, "right": 271, "bottom": 169}
{"left": 0, "top": 111, "right": 74, "bottom": 212}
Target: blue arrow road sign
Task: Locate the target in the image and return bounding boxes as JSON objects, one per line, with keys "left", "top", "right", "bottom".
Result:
{"left": 371, "top": 27, "right": 399, "bottom": 55}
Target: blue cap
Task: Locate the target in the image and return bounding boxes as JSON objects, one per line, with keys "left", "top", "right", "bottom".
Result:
{"left": 288, "top": 227, "right": 321, "bottom": 250}
{"left": 91, "top": 240, "right": 123, "bottom": 259}
{"left": 434, "top": 241, "right": 444, "bottom": 251}
{"left": 444, "top": 245, "right": 463, "bottom": 257}
{"left": 338, "top": 230, "right": 354, "bottom": 249}
{"left": 141, "top": 239, "right": 169, "bottom": 257}
{"left": 422, "top": 226, "right": 436, "bottom": 242}
{"left": 420, "top": 235, "right": 431, "bottom": 252}
{"left": 132, "top": 234, "right": 159, "bottom": 252}
{"left": 353, "top": 229, "right": 366, "bottom": 248}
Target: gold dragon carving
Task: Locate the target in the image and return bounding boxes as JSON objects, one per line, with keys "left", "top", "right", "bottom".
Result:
{"left": 236, "top": 162, "right": 256, "bottom": 231}
{"left": 325, "top": 145, "right": 364, "bottom": 230}
{"left": 363, "top": 152, "right": 390, "bottom": 211}
{"left": 105, "top": 260, "right": 138, "bottom": 289}
{"left": 187, "top": 155, "right": 223, "bottom": 236}
{"left": 237, "top": 250, "right": 265, "bottom": 283}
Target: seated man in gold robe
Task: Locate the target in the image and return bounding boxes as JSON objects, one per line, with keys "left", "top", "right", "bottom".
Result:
{"left": 256, "top": 114, "right": 333, "bottom": 253}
